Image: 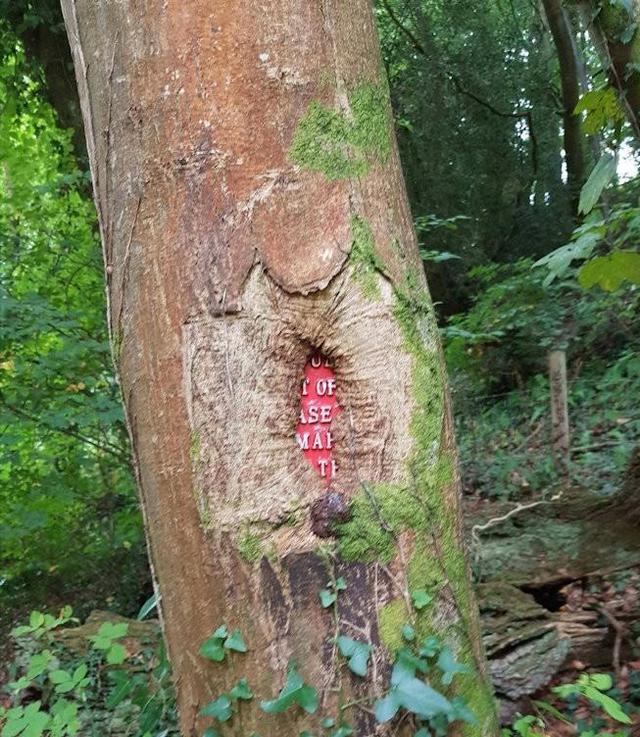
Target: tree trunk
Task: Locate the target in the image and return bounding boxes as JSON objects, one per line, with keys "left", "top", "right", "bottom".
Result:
{"left": 541, "top": 0, "right": 586, "bottom": 212}
{"left": 549, "top": 350, "right": 570, "bottom": 476}
{"left": 60, "top": 2, "right": 498, "bottom": 735}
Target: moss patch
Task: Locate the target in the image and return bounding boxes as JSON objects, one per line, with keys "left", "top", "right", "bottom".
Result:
{"left": 377, "top": 599, "right": 406, "bottom": 653}
{"left": 349, "top": 216, "right": 385, "bottom": 299}
{"left": 237, "top": 531, "right": 263, "bottom": 563}
{"left": 288, "top": 81, "right": 391, "bottom": 180}
{"left": 337, "top": 458, "right": 452, "bottom": 563}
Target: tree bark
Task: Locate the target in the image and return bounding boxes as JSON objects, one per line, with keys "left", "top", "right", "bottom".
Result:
{"left": 541, "top": 0, "right": 586, "bottom": 212}
{"left": 61, "top": 2, "right": 498, "bottom": 735}
{"left": 549, "top": 350, "right": 570, "bottom": 476}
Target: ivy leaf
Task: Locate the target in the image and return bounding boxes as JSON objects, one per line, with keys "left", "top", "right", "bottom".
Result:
{"left": 334, "top": 577, "right": 347, "bottom": 591}
{"left": 200, "top": 695, "right": 233, "bottom": 722}
{"left": 321, "top": 717, "right": 336, "bottom": 728}
{"left": 336, "top": 636, "right": 371, "bottom": 677}
{"left": 419, "top": 636, "right": 440, "bottom": 658}
{"left": 203, "top": 729, "right": 221, "bottom": 737}
{"left": 391, "top": 648, "right": 429, "bottom": 686}
{"left": 449, "top": 696, "right": 477, "bottom": 724}
{"left": 401, "top": 624, "right": 415, "bottom": 642}
{"left": 319, "top": 589, "right": 337, "bottom": 608}
{"left": 331, "top": 727, "right": 354, "bottom": 737}
{"left": 395, "top": 676, "right": 453, "bottom": 719}
{"left": 260, "top": 664, "right": 318, "bottom": 714}
{"left": 436, "top": 646, "right": 470, "bottom": 686}
{"left": 579, "top": 154, "right": 616, "bottom": 215}
{"left": 199, "top": 638, "right": 225, "bottom": 662}
{"left": 374, "top": 692, "right": 401, "bottom": 723}
{"left": 230, "top": 678, "right": 253, "bottom": 701}
{"left": 224, "top": 629, "right": 247, "bottom": 653}
{"left": 411, "top": 590, "right": 433, "bottom": 610}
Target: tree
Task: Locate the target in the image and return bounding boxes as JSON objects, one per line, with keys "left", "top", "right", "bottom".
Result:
{"left": 61, "top": 2, "right": 498, "bottom": 735}
{"left": 541, "top": 0, "right": 586, "bottom": 211}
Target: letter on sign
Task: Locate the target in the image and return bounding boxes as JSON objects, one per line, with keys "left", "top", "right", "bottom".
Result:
{"left": 296, "top": 354, "right": 340, "bottom": 480}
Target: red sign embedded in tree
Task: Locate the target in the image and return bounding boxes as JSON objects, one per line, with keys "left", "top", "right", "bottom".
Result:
{"left": 296, "top": 354, "right": 341, "bottom": 481}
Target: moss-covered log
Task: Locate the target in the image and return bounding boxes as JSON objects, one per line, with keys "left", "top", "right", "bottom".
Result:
{"left": 60, "top": 1, "right": 498, "bottom": 735}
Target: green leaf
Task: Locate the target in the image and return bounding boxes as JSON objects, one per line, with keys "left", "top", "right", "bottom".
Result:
{"left": 589, "top": 673, "right": 613, "bottom": 691}
{"left": 106, "top": 643, "right": 127, "bottom": 665}
{"left": 411, "top": 590, "right": 433, "bottom": 610}
{"left": 202, "top": 730, "right": 221, "bottom": 737}
{"left": 331, "top": 727, "right": 353, "bottom": 737}
{"left": 334, "top": 577, "right": 347, "bottom": 591}
{"left": 418, "top": 636, "right": 440, "bottom": 658}
{"left": 230, "top": 678, "right": 253, "bottom": 700}
{"left": 106, "top": 674, "right": 134, "bottom": 709}
{"left": 296, "top": 685, "right": 319, "bottom": 714}
{"left": 579, "top": 154, "right": 616, "bottom": 215}
{"left": 200, "top": 695, "right": 233, "bottom": 722}
{"left": 48, "top": 670, "right": 71, "bottom": 685}
{"left": 449, "top": 696, "right": 477, "bottom": 724}
{"left": 436, "top": 646, "right": 470, "bottom": 686}
{"left": 96, "top": 621, "right": 128, "bottom": 640}
{"left": 336, "top": 636, "right": 371, "bottom": 677}
{"left": 260, "top": 664, "right": 318, "bottom": 714}
{"left": 136, "top": 593, "right": 158, "bottom": 620}
{"left": 395, "top": 676, "right": 452, "bottom": 719}
{"left": 374, "top": 693, "right": 401, "bottom": 723}
{"left": 26, "top": 651, "right": 52, "bottom": 679}
{"left": 319, "top": 589, "right": 337, "bottom": 608}
{"left": 582, "top": 686, "right": 631, "bottom": 724}
{"left": 29, "top": 612, "right": 45, "bottom": 629}
{"left": 224, "top": 629, "right": 247, "bottom": 652}
{"left": 199, "top": 638, "right": 226, "bottom": 662}
{"left": 578, "top": 251, "right": 640, "bottom": 291}
{"left": 401, "top": 624, "right": 415, "bottom": 642}
{"left": 391, "top": 649, "right": 428, "bottom": 686}
{"left": 321, "top": 717, "right": 336, "bottom": 728}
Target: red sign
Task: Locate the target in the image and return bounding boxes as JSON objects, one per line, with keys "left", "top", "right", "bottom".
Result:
{"left": 296, "top": 354, "right": 340, "bottom": 481}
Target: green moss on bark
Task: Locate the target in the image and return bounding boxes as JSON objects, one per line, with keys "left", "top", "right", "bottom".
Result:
{"left": 237, "top": 531, "right": 263, "bottom": 563}
{"left": 377, "top": 599, "right": 406, "bottom": 653}
{"left": 349, "top": 216, "right": 385, "bottom": 298}
{"left": 288, "top": 81, "right": 391, "bottom": 180}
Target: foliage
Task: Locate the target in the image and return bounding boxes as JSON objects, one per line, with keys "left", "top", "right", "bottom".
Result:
{"left": 0, "top": 608, "right": 177, "bottom": 737}
{"left": 446, "top": 257, "right": 639, "bottom": 499}
{"left": 260, "top": 664, "right": 318, "bottom": 715}
{"left": 454, "top": 349, "right": 640, "bottom": 500}
{"left": 0, "top": 27, "right": 145, "bottom": 621}
{"left": 535, "top": 183, "right": 640, "bottom": 291}
{"left": 373, "top": 634, "right": 474, "bottom": 734}
{"left": 502, "top": 671, "right": 634, "bottom": 736}
{"left": 199, "top": 625, "right": 247, "bottom": 663}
